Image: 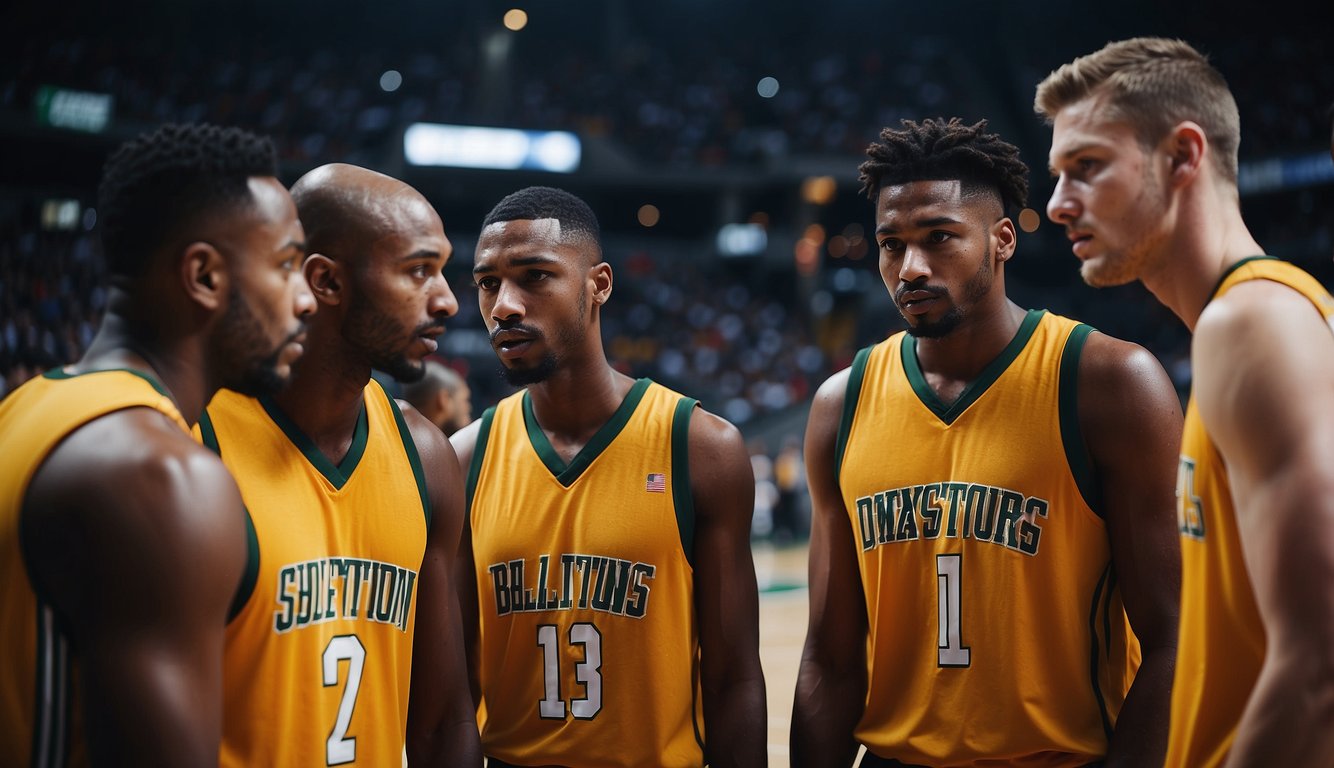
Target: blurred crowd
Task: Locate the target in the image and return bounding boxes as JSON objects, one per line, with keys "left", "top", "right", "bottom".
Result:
{"left": 4, "top": 30, "right": 968, "bottom": 170}
{"left": 3, "top": 5, "right": 1332, "bottom": 547}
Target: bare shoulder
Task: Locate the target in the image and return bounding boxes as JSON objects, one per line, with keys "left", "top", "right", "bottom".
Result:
{"left": 809, "top": 367, "right": 853, "bottom": 437}
{"left": 449, "top": 417, "right": 484, "bottom": 471}
{"left": 1193, "top": 279, "right": 1334, "bottom": 460}
{"left": 30, "top": 407, "right": 242, "bottom": 527}
{"left": 23, "top": 407, "right": 246, "bottom": 619}
{"left": 686, "top": 406, "right": 748, "bottom": 475}
{"left": 684, "top": 405, "right": 752, "bottom": 517}
{"left": 397, "top": 400, "right": 460, "bottom": 471}
{"left": 1195, "top": 279, "right": 1334, "bottom": 368}
{"left": 1074, "top": 330, "right": 1181, "bottom": 458}
{"left": 1078, "top": 331, "right": 1175, "bottom": 397}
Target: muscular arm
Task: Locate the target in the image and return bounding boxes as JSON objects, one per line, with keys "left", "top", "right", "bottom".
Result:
{"left": 1194, "top": 283, "right": 1334, "bottom": 767}
{"left": 1077, "top": 334, "right": 1182, "bottom": 768}
{"left": 689, "top": 408, "right": 767, "bottom": 767}
{"left": 403, "top": 409, "right": 482, "bottom": 766}
{"left": 21, "top": 410, "right": 246, "bottom": 767}
{"left": 790, "top": 370, "right": 867, "bottom": 768}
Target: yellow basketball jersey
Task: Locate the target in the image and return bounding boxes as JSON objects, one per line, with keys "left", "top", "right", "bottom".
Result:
{"left": 1165, "top": 257, "right": 1334, "bottom": 767}
{"left": 198, "top": 381, "right": 430, "bottom": 767}
{"left": 839, "top": 310, "right": 1138, "bottom": 767}
{"left": 466, "top": 378, "right": 704, "bottom": 767}
{"left": 0, "top": 368, "right": 187, "bottom": 768}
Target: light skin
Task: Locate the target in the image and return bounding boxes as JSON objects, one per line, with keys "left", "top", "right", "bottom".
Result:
{"left": 20, "top": 174, "right": 315, "bottom": 765}
{"left": 1049, "top": 96, "right": 1334, "bottom": 767}
{"left": 452, "top": 216, "right": 767, "bottom": 766}
{"left": 793, "top": 180, "right": 1181, "bottom": 767}
{"left": 279, "top": 165, "right": 482, "bottom": 765}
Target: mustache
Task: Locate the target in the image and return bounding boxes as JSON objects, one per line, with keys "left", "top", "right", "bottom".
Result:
{"left": 893, "top": 283, "right": 949, "bottom": 304}
{"left": 489, "top": 322, "right": 543, "bottom": 342}
{"left": 413, "top": 318, "right": 448, "bottom": 335}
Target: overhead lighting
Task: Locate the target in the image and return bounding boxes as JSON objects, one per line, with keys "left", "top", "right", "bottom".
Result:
{"left": 504, "top": 9, "right": 528, "bottom": 30}
{"left": 404, "top": 123, "right": 580, "bottom": 173}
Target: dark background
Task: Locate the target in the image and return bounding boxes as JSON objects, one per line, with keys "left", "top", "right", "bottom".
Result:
{"left": 2, "top": 0, "right": 1331, "bottom": 439}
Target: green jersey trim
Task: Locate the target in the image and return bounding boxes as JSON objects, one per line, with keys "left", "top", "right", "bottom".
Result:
{"left": 1206, "top": 255, "right": 1277, "bottom": 303}
{"left": 1058, "top": 324, "right": 1103, "bottom": 517}
{"left": 835, "top": 346, "right": 873, "bottom": 478}
{"left": 901, "top": 309, "right": 1044, "bottom": 425}
{"left": 197, "top": 409, "right": 261, "bottom": 625}
{"left": 385, "top": 382, "right": 432, "bottom": 531}
{"left": 465, "top": 406, "right": 497, "bottom": 517}
{"left": 42, "top": 366, "right": 172, "bottom": 400}
{"left": 257, "top": 394, "right": 369, "bottom": 490}
{"left": 671, "top": 396, "right": 698, "bottom": 567}
{"left": 522, "top": 378, "right": 652, "bottom": 488}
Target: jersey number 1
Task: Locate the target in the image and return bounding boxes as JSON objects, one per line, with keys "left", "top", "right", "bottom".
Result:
{"left": 937, "top": 554, "right": 971, "bottom": 667}
{"left": 537, "top": 623, "right": 603, "bottom": 719}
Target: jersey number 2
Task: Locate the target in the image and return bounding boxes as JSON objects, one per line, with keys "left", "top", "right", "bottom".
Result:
{"left": 323, "top": 635, "right": 366, "bottom": 765}
{"left": 936, "top": 554, "right": 971, "bottom": 667}
{"left": 537, "top": 623, "right": 603, "bottom": 719}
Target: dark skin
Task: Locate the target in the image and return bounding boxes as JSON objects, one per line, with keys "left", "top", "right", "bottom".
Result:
{"left": 20, "top": 176, "right": 314, "bottom": 766}
{"left": 452, "top": 216, "right": 767, "bottom": 766}
{"left": 282, "top": 164, "right": 481, "bottom": 765}
{"left": 792, "top": 180, "right": 1181, "bottom": 767}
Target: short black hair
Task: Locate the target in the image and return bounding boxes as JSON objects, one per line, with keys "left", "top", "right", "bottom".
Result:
{"left": 482, "top": 186, "right": 601, "bottom": 248}
{"left": 97, "top": 123, "right": 278, "bottom": 278}
{"left": 859, "top": 118, "right": 1029, "bottom": 214}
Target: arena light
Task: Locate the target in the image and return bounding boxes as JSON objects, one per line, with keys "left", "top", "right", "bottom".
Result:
{"left": 716, "top": 223, "right": 767, "bottom": 257}
{"left": 35, "top": 86, "right": 113, "bottom": 133}
{"left": 404, "top": 123, "right": 580, "bottom": 173}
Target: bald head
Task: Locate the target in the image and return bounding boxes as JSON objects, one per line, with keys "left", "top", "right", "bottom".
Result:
{"left": 401, "top": 361, "right": 471, "bottom": 433}
{"left": 290, "top": 163, "right": 443, "bottom": 268}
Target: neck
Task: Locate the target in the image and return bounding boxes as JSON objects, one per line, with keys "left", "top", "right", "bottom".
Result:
{"left": 271, "top": 323, "right": 372, "bottom": 453}
{"left": 78, "top": 307, "right": 213, "bottom": 426}
{"left": 913, "top": 298, "right": 1028, "bottom": 383}
{"left": 1141, "top": 180, "right": 1264, "bottom": 332}
{"left": 524, "top": 347, "right": 632, "bottom": 446}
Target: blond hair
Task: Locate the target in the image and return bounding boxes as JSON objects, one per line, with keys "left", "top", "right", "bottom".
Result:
{"left": 1035, "top": 37, "right": 1240, "bottom": 183}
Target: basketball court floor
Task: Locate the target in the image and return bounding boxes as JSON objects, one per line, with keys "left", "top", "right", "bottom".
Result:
{"left": 755, "top": 541, "right": 811, "bottom": 768}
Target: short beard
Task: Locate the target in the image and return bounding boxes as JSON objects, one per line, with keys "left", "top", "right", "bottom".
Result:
{"left": 345, "top": 290, "right": 440, "bottom": 383}
{"left": 500, "top": 353, "right": 558, "bottom": 387}
{"left": 901, "top": 245, "right": 993, "bottom": 339}
{"left": 905, "top": 305, "right": 964, "bottom": 339}
{"left": 216, "top": 288, "right": 296, "bottom": 398}
{"left": 495, "top": 284, "right": 587, "bottom": 388}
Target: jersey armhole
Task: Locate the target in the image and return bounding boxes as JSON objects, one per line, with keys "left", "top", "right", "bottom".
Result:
{"left": 670, "top": 397, "right": 699, "bottom": 568}
{"left": 227, "top": 506, "right": 260, "bottom": 623}
{"left": 1058, "top": 324, "right": 1103, "bottom": 516}
{"left": 384, "top": 389, "right": 432, "bottom": 531}
{"left": 835, "top": 346, "right": 873, "bottom": 478}
{"left": 465, "top": 406, "right": 497, "bottom": 518}
{"left": 198, "top": 409, "right": 261, "bottom": 624}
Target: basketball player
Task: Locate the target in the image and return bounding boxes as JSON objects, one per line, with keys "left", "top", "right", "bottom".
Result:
{"left": 401, "top": 360, "right": 472, "bottom": 436}
{"left": 0, "top": 123, "right": 314, "bottom": 765}
{"left": 452, "top": 186, "right": 766, "bottom": 767}
{"left": 1039, "top": 38, "right": 1334, "bottom": 767}
{"left": 196, "top": 164, "right": 482, "bottom": 765}
{"left": 791, "top": 118, "right": 1183, "bottom": 767}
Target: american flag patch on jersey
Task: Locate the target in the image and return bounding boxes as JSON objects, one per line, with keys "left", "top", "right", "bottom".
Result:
{"left": 646, "top": 473, "right": 667, "bottom": 493}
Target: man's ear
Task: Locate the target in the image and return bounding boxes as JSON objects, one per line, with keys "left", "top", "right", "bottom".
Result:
{"left": 590, "top": 262, "right": 613, "bottom": 306}
{"left": 992, "top": 216, "right": 1018, "bottom": 264}
{"left": 1165, "top": 121, "right": 1207, "bottom": 187}
{"left": 181, "top": 241, "right": 227, "bottom": 310}
{"left": 304, "top": 253, "right": 344, "bottom": 307}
